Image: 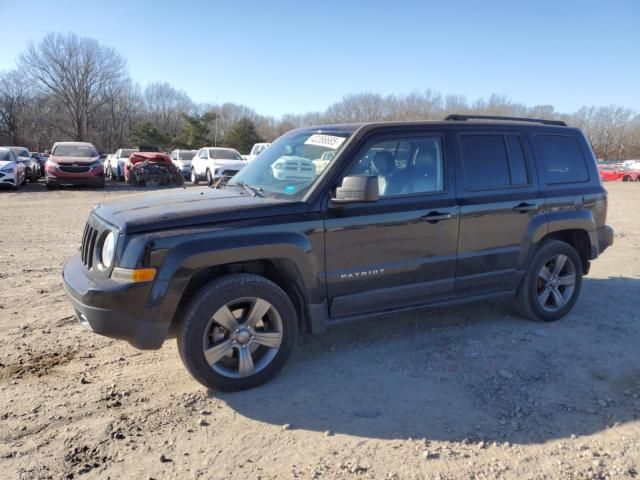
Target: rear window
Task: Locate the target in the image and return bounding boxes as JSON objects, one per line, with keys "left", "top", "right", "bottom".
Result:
{"left": 535, "top": 134, "right": 589, "bottom": 184}
{"left": 460, "top": 134, "right": 530, "bottom": 190}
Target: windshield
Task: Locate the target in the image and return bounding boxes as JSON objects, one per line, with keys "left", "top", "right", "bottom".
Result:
{"left": 252, "top": 144, "right": 269, "bottom": 155}
{"left": 209, "top": 149, "right": 243, "bottom": 160}
{"left": 120, "top": 149, "right": 137, "bottom": 158}
{"left": 229, "top": 129, "right": 352, "bottom": 200}
{"left": 53, "top": 144, "right": 98, "bottom": 157}
{"left": 0, "top": 150, "right": 13, "bottom": 161}
{"left": 178, "top": 151, "right": 196, "bottom": 160}
{"left": 9, "top": 147, "right": 29, "bottom": 158}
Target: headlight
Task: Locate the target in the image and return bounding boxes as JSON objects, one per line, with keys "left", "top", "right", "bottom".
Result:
{"left": 1, "top": 163, "right": 15, "bottom": 172}
{"left": 101, "top": 231, "right": 116, "bottom": 268}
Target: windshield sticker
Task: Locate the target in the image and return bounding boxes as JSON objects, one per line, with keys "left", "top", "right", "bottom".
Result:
{"left": 304, "top": 134, "right": 346, "bottom": 150}
{"left": 284, "top": 185, "right": 297, "bottom": 194}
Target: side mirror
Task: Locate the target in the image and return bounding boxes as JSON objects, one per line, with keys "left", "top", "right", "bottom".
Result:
{"left": 332, "top": 175, "right": 379, "bottom": 204}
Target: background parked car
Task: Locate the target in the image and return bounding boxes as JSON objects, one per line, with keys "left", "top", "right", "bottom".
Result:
{"left": 169, "top": 149, "right": 197, "bottom": 179}
{"left": 107, "top": 148, "right": 138, "bottom": 180}
{"left": 598, "top": 164, "right": 640, "bottom": 182}
{"left": 191, "top": 147, "right": 246, "bottom": 184}
{"left": 0, "top": 147, "right": 26, "bottom": 190}
{"left": 45, "top": 142, "right": 104, "bottom": 189}
{"left": 30, "top": 152, "right": 46, "bottom": 177}
{"left": 9, "top": 147, "right": 39, "bottom": 182}
{"left": 244, "top": 142, "right": 271, "bottom": 162}
{"left": 125, "top": 151, "right": 184, "bottom": 187}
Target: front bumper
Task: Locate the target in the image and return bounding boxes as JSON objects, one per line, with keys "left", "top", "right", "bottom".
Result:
{"left": 47, "top": 174, "right": 105, "bottom": 187}
{"left": 62, "top": 254, "right": 169, "bottom": 349}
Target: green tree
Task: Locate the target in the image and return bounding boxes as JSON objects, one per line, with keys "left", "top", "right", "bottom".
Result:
{"left": 130, "top": 122, "right": 171, "bottom": 149}
{"left": 173, "top": 111, "right": 216, "bottom": 149}
{"left": 224, "top": 117, "right": 263, "bottom": 154}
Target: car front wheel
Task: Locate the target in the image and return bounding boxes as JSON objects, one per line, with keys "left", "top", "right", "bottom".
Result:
{"left": 514, "top": 239, "right": 583, "bottom": 322}
{"left": 177, "top": 274, "right": 297, "bottom": 391}
{"left": 191, "top": 168, "right": 199, "bottom": 184}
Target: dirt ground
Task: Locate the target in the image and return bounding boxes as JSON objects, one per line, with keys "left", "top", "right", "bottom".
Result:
{"left": 0, "top": 180, "right": 639, "bottom": 480}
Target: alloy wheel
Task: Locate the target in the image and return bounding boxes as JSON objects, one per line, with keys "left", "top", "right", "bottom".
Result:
{"left": 202, "top": 297, "right": 283, "bottom": 378}
{"left": 536, "top": 254, "right": 576, "bottom": 312}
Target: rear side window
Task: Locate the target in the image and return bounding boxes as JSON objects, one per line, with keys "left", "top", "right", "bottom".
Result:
{"left": 460, "top": 134, "right": 530, "bottom": 190}
{"left": 535, "top": 134, "right": 588, "bottom": 184}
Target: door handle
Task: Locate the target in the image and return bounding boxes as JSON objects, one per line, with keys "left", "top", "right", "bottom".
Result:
{"left": 513, "top": 202, "right": 537, "bottom": 213}
{"left": 421, "top": 211, "right": 452, "bottom": 223}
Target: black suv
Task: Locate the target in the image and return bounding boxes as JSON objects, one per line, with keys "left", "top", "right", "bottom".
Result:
{"left": 63, "top": 115, "right": 614, "bottom": 391}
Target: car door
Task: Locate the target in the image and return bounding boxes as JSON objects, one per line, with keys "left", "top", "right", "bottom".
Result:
{"left": 194, "top": 149, "right": 206, "bottom": 175}
{"left": 324, "top": 130, "right": 459, "bottom": 319}
{"left": 453, "top": 130, "right": 543, "bottom": 297}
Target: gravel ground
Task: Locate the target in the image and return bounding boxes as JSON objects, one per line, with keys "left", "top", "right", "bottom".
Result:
{"left": 0, "top": 180, "right": 639, "bottom": 480}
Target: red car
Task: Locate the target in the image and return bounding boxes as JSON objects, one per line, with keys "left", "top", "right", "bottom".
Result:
{"left": 598, "top": 165, "right": 640, "bottom": 182}
{"left": 124, "top": 152, "right": 184, "bottom": 187}
{"left": 45, "top": 142, "right": 105, "bottom": 189}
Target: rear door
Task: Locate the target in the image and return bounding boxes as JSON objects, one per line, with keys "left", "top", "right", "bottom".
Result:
{"left": 324, "top": 129, "right": 459, "bottom": 318}
{"left": 453, "top": 130, "right": 543, "bottom": 297}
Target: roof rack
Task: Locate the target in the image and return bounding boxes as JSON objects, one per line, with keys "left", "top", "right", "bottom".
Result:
{"left": 445, "top": 114, "right": 567, "bottom": 127}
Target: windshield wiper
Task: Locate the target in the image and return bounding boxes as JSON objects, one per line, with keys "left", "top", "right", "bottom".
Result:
{"left": 234, "top": 181, "right": 264, "bottom": 197}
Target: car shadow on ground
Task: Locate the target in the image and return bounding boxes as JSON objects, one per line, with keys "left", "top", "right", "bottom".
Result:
{"left": 213, "top": 276, "right": 640, "bottom": 445}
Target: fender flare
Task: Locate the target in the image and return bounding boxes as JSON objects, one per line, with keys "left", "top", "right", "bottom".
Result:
{"left": 148, "top": 231, "right": 322, "bottom": 324}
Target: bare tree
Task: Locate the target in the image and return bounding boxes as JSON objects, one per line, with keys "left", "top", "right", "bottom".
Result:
{"left": 143, "top": 82, "right": 194, "bottom": 136}
{"left": 0, "top": 70, "right": 31, "bottom": 145}
{"left": 19, "top": 32, "right": 127, "bottom": 141}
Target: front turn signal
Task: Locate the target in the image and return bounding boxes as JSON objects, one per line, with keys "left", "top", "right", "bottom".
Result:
{"left": 112, "top": 267, "right": 156, "bottom": 283}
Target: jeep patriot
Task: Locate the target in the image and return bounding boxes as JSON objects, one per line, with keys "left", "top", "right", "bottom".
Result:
{"left": 63, "top": 115, "right": 614, "bottom": 391}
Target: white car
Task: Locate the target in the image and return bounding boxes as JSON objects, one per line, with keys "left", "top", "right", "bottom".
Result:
{"left": 191, "top": 147, "right": 247, "bottom": 184}
{"left": 0, "top": 147, "right": 26, "bottom": 190}
{"left": 271, "top": 155, "right": 316, "bottom": 181}
{"left": 169, "top": 149, "right": 197, "bottom": 179}
{"left": 244, "top": 142, "right": 271, "bottom": 162}
{"left": 107, "top": 148, "right": 138, "bottom": 180}
{"left": 622, "top": 160, "right": 640, "bottom": 171}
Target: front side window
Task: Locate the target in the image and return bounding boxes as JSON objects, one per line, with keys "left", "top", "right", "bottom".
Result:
{"left": 346, "top": 136, "right": 444, "bottom": 196}
{"left": 0, "top": 149, "right": 13, "bottom": 161}
{"left": 229, "top": 129, "right": 353, "bottom": 200}
{"left": 535, "top": 134, "right": 589, "bottom": 184}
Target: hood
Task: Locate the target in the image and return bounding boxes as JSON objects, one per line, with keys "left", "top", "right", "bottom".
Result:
{"left": 93, "top": 186, "right": 306, "bottom": 234}
{"left": 51, "top": 155, "right": 98, "bottom": 165}
{"left": 212, "top": 159, "right": 247, "bottom": 170}
{"left": 0, "top": 160, "right": 16, "bottom": 170}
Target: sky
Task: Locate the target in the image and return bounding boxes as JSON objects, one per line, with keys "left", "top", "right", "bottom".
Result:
{"left": 1, "top": 0, "right": 638, "bottom": 117}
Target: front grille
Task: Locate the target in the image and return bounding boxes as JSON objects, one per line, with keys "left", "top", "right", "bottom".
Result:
{"left": 80, "top": 223, "right": 99, "bottom": 269}
{"left": 59, "top": 165, "right": 91, "bottom": 173}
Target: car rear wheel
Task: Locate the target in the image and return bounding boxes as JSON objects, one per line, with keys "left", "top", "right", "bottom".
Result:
{"left": 206, "top": 169, "right": 213, "bottom": 185}
{"left": 177, "top": 274, "right": 297, "bottom": 391}
{"left": 514, "top": 240, "right": 583, "bottom": 322}
{"left": 191, "top": 168, "right": 199, "bottom": 184}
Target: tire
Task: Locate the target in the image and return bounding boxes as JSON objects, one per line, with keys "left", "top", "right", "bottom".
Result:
{"left": 106, "top": 165, "right": 113, "bottom": 180}
{"left": 514, "top": 239, "right": 583, "bottom": 322}
{"left": 175, "top": 172, "right": 185, "bottom": 187}
{"left": 191, "top": 168, "right": 199, "bottom": 184}
{"left": 177, "top": 273, "right": 298, "bottom": 392}
{"left": 45, "top": 182, "right": 56, "bottom": 190}
{"left": 30, "top": 170, "right": 37, "bottom": 183}
{"left": 623, "top": 176, "right": 630, "bottom": 182}
{"left": 206, "top": 169, "right": 213, "bottom": 185}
